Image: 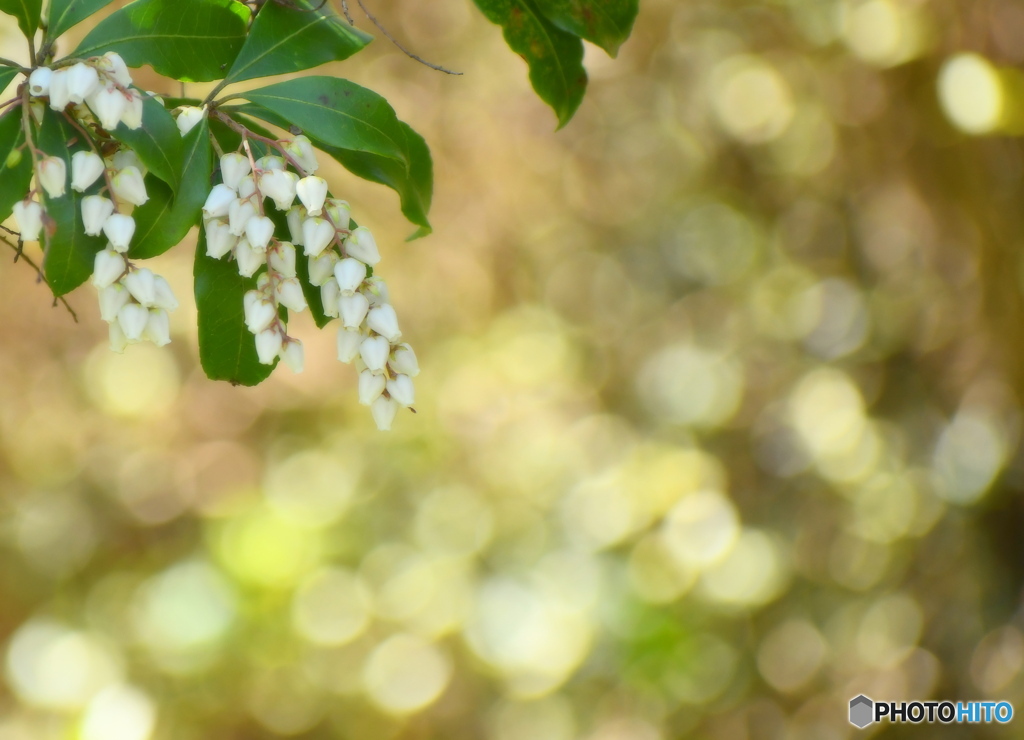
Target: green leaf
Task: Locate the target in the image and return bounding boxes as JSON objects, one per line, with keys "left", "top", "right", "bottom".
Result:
{"left": 0, "top": 106, "right": 34, "bottom": 225}
{"left": 472, "top": 0, "right": 587, "bottom": 127}
{"left": 49, "top": 0, "right": 114, "bottom": 39}
{"left": 0, "top": 67, "right": 21, "bottom": 92}
{"left": 130, "top": 117, "right": 213, "bottom": 259}
{"left": 37, "top": 111, "right": 106, "bottom": 296}
{"left": 237, "top": 77, "right": 408, "bottom": 164}
{"left": 534, "top": 0, "right": 637, "bottom": 57}
{"left": 224, "top": 0, "right": 372, "bottom": 85}
{"left": 0, "top": 0, "right": 40, "bottom": 39}
{"left": 194, "top": 229, "right": 276, "bottom": 386}
{"left": 296, "top": 250, "right": 332, "bottom": 329}
{"left": 73, "top": 0, "right": 250, "bottom": 82}
{"left": 111, "top": 95, "right": 183, "bottom": 193}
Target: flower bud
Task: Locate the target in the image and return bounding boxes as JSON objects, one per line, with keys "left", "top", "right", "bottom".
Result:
{"left": 237, "top": 175, "right": 257, "bottom": 199}
{"left": 92, "top": 249, "right": 125, "bottom": 289}
{"left": 339, "top": 292, "right": 369, "bottom": 329}
{"left": 255, "top": 155, "right": 285, "bottom": 172}
{"left": 71, "top": 151, "right": 105, "bottom": 192}
{"left": 176, "top": 105, "right": 205, "bottom": 136}
{"left": 307, "top": 250, "right": 338, "bottom": 287}
{"left": 269, "top": 241, "right": 296, "bottom": 277}
{"left": 152, "top": 275, "right": 179, "bottom": 311}
{"left": 203, "top": 184, "right": 236, "bottom": 219}
{"left": 37, "top": 156, "right": 67, "bottom": 198}
{"left": 205, "top": 218, "right": 237, "bottom": 258}
{"left": 234, "top": 237, "right": 266, "bottom": 278}
{"left": 296, "top": 176, "right": 328, "bottom": 216}
{"left": 360, "top": 335, "right": 390, "bottom": 374}
{"left": 111, "top": 165, "right": 148, "bottom": 206}
{"left": 228, "top": 198, "right": 257, "bottom": 236}
{"left": 320, "top": 278, "right": 341, "bottom": 318}
{"left": 334, "top": 257, "right": 365, "bottom": 294}
{"left": 102, "top": 213, "right": 135, "bottom": 252}
{"left": 120, "top": 91, "right": 143, "bottom": 130}
{"left": 344, "top": 226, "right": 380, "bottom": 265}
{"left": 123, "top": 267, "right": 157, "bottom": 306}
{"left": 28, "top": 67, "right": 52, "bottom": 97}
{"left": 284, "top": 135, "right": 318, "bottom": 173}
{"left": 111, "top": 149, "right": 145, "bottom": 175}
{"left": 286, "top": 205, "right": 306, "bottom": 245}
{"left": 13, "top": 199, "right": 43, "bottom": 241}
{"left": 337, "top": 327, "right": 362, "bottom": 363}
{"left": 244, "top": 292, "right": 277, "bottom": 334}
{"left": 143, "top": 308, "right": 171, "bottom": 346}
{"left": 325, "top": 199, "right": 351, "bottom": 229}
{"left": 259, "top": 169, "right": 298, "bottom": 210}
{"left": 118, "top": 302, "right": 149, "bottom": 342}
{"left": 389, "top": 343, "right": 420, "bottom": 377}
{"left": 371, "top": 395, "right": 398, "bottom": 431}
{"left": 220, "top": 152, "right": 251, "bottom": 190}
{"left": 66, "top": 62, "right": 100, "bottom": 104}
{"left": 366, "top": 304, "right": 401, "bottom": 342}
{"left": 98, "top": 282, "right": 131, "bottom": 322}
{"left": 363, "top": 276, "right": 390, "bottom": 306}
{"left": 275, "top": 277, "right": 307, "bottom": 312}
{"left": 48, "top": 69, "right": 70, "bottom": 111}
{"left": 255, "top": 328, "right": 283, "bottom": 364}
{"left": 109, "top": 319, "right": 128, "bottom": 353}
{"left": 281, "top": 338, "right": 304, "bottom": 373}
{"left": 302, "top": 217, "right": 334, "bottom": 257}
{"left": 358, "top": 369, "right": 386, "bottom": 405}
{"left": 386, "top": 374, "right": 415, "bottom": 407}
{"left": 244, "top": 215, "right": 275, "bottom": 250}
{"left": 100, "top": 52, "right": 132, "bottom": 87}
{"left": 88, "top": 84, "right": 127, "bottom": 130}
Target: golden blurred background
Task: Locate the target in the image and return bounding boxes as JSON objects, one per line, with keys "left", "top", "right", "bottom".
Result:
{"left": 2, "top": 0, "right": 1024, "bottom": 737}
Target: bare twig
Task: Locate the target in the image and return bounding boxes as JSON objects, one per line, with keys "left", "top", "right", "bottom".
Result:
{"left": 0, "top": 233, "right": 78, "bottom": 322}
{"left": 340, "top": 0, "right": 353, "bottom": 23}
{"left": 354, "top": 0, "right": 463, "bottom": 75}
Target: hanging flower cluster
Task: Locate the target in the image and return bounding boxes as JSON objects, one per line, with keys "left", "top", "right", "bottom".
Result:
{"left": 200, "top": 120, "right": 418, "bottom": 430}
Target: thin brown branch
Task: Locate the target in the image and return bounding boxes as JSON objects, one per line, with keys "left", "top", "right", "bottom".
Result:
{"left": 0, "top": 234, "right": 78, "bottom": 322}
{"left": 354, "top": 0, "right": 463, "bottom": 75}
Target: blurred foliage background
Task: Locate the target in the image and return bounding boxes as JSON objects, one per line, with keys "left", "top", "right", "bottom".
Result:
{"left": 2, "top": 0, "right": 1024, "bottom": 738}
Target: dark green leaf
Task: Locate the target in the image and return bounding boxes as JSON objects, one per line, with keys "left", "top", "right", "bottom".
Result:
{"left": 73, "top": 0, "right": 250, "bottom": 82}
{"left": 0, "top": 0, "right": 40, "bottom": 39}
{"left": 534, "top": 0, "right": 637, "bottom": 57}
{"left": 194, "top": 229, "right": 276, "bottom": 386}
{"left": 49, "top": 0, "right": 113, "bottom": 39}
{"left": 130, "top": 117, "right": 213, "bottom": 258}
{"left": 0, "top": 106, "right": 34, "bottom": 225}
{"left": 0, "top": 67, "right": 20, "bottom": 93}
{"left": 237, "top": 77, "right": 407, "bottom": 164}
{"left": 472, "top": 0, "right": 587, "bottom": 127}
{"left": 112, "top": 95, "right": 183, "bottom": 193}
{"left": 37, "top": 111, "right": 106, "bottom": 296}
{"left": 224, "top": 0, "right": 372, "bottom": 85}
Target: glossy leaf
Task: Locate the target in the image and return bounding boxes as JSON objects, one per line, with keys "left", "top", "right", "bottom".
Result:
{"left": 237, "top": 77, "right": 407, "bottom": 164}
{"left": 0, "top": 106, "right": 34, "bottom": 225}
{"left": 0, "top": 67, "right": 20, "bottom": 93}
{"left": 472, "top": 0, "right": 587, "bottom": 127}
{"left": 74, "top": 0, "right": 250, "bottom": 82}
{"left": 224, "top": 0, "right": 372, "bottom": 84}
{"left": 194, "top": 229, "right": 277, "bottom": 386}
{"left": 534, "top": 0, "right": 637, "bottom": 57}
{"left": 49, "top": 0, "right": 114, "bottom": 39}
{"left": 112, "top": 95, "right": 183, "bottom": 193}
{"left": 130, "top": 117, "right": 213, "bottom": 259}
{"left": 37, "top": 112, "right": 106, "bottom": 296}
{"left": 0, "top": 0, "right": 40, "bottom": 39}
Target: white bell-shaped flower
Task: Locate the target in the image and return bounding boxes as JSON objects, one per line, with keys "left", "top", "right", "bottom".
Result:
{"left": 92, "top": 248, "right": 125, "bottom": 289}
{"left": 37, "top": 156, "right": 66, "bottom": 198}
{"left": 111, "top": 165, "right": 148, "bottom": 206}
{"left": 109, "top": 320, "right": 128, "bottom": 353}
{"left": 143, "top": 308, "right": 171, "bottom": 346}
{"left": 202, "top": 184, "right": 234, "bottom": 220}
{"left": 175, "top": 105, "right": 205, "bottom": 136}
{"left": 358, "top": 369, "right": 386, "bottom": 405}
{"left": 268, "top": 241, "right": 296, "bottom": 277}
{"left": 366, "top": 304, "right": 401, "bottom": 342}
{"left": 360, "top": 335, "right": 390, "bottom": 374}
{"left": 71, "top": 151, "right": 105, "bottom": 192}
{"left": 371, "top": 395, "right": 398, "bottom": 431}
{"left": 28, "top": 67, "right": 52, "bottom": 97}
{"left": 244, "top": 215, "right": 275, "bottom": 250}
{"left": 102, "top": 213, "right": 135, "bottom": 252}
{"left": 320, "top": 278, "right": 341, "bottom": 318}
{"left": 117, "top": 302, "right": 149, "bottom": 341}
{"left": 152, "top": 275, "right": 179, "bottom": 311}
{"left": 363, "top": 276, "right": 390, "bottom": 307}
{"left": 243, "top": 291, "right": 276, "bottom": 333}
{"left": 302, "top": 217, "right": 334, "bottom": 257}
{"left": 337, "top": 327, "right": 363, "bottom": 363}
{"left": 389, "top": 343, "right": 420, "bottom": 377}
{"left": 284, "top": 135, "right": 318, "bottom": 173}
{"left": 255, "top": 155, "right": 285, "bottom": 172}
{"left": 286, "top": 205, "right": 306, "bottom": 245}
{"left": 66, "top": 62, "right": 100, "bottom": 104}
{"left": 339, "top": 292, "right": 369, "bottom": 329}
{"left": 124, "top": 268, "right": 157, "bottom": 306}
{"left": 295, "top": 176, "right": 328, "bottom": 215}
{"left": 344, "top": 226, "right": 380, "bottom": 265}
{"left": 325, "top": 199, "right": 351, "bottom": 229}
{"left": 111, "top": 148, "right": 145, "bottom": 175}
{"left": 307, "top": 251, "right": 338, "bottom": 287}
{"left": 281, "top": 338, "right": 304, "bottom": 373}
{"left": 234, "top": 237, "right": 266, "bottom": 277}
{"left": 237, "top": 175, "right": 257, "bottom": 199}
{"left": 121, "top": 91, "right": 143, "bottom": 130}
{"left": 220, "top": 152, "right": 251, "bottom": 191}
{"left": 259, "top": 169, "right": 298, "bottom": 211}
{"left": 81, "top": 195, "right": 114, "bottom": 236}
{"left": 100, "top": 52, "right": 132, "bottom": 86}
{"left": 275, "top": 277, "right": 307, "bottom": 312}
{"left": 255, "top": 327, "right": 283, "bottom": 364}
{"left": 205, "top": 219, "right": 237, "bottom": 258}
{"left": 13, "top": 199, "right": 43, "bottom": 241}
{"left": 88, "top": 84, "right": 127, "bottom": 130}
{"left": 98, "top": 282, "right": 131, "bottom": 322}
{"left": 386, "top": 374, "right": 415, "bottom": 407}
{"left": 228, "top": 198, "right": 257, "bottom": 236}
{"left": 48, "top": 69, "right": 71, "bottom": 112}
{"left": 334, "top": 257, "right": 365, "bottom": 295}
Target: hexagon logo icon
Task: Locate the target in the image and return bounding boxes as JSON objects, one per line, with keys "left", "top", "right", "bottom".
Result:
{"left": 849, "top": 695, "right": 874, "bottom": 728}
